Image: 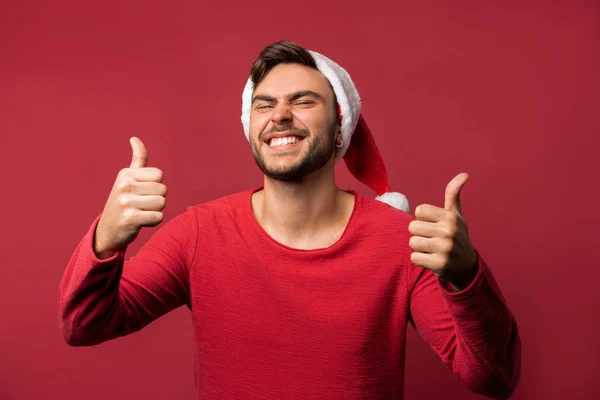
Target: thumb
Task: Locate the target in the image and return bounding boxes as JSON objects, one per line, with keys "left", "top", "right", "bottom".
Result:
{"left": 444, "top": 172, "right": 469, "bottom": 216}
{"left": 129, "top": 137, "right": 148, "bottom": 168}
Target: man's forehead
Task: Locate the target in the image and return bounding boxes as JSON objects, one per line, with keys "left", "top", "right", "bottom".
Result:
{"left": 253, "top": 63, "right": 332, "bottom": 97}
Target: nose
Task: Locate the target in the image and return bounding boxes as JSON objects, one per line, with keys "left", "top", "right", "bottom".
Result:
{"left": 270, "top": 103, "right": 292, "bottom": 125}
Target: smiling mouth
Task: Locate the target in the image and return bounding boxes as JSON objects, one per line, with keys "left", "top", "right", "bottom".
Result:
{"left": 267, "top": 136, "right": 305, "bottom": 148}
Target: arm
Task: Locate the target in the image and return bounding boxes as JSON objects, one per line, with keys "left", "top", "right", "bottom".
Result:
{"left": 408, "top": 250, "right": 521, "bottom": 399}
{"left": 58, "top": 206, "right": 198, "bottom": 346}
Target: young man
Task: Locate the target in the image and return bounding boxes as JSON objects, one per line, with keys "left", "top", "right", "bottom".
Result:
{"left": 59, "top": 40, "right": 521, "bottom": 399}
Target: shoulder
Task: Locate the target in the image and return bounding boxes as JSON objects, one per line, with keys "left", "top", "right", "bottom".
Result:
{"left": 350, "top": 193, "right": 418, "bottom": 254}
{"left": 158, "top": 189, "right": 254, "bottom": 241}
{"left": 184, "top": 188, "right": 255, "bottom": 223}
{"left": 356, "top": 193, "right": 415, "bottom": 231}
{"left": 348, "top": 193, "right": 417, "bottom": 267}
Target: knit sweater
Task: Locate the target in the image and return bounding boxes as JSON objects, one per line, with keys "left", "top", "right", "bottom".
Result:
{"left": 58, "top": 188, "right": 521, "bottom": 399}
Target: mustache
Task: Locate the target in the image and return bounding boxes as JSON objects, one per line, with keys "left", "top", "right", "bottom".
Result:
{"left": 260, "top": 125, "right": 309, "bottom": 141}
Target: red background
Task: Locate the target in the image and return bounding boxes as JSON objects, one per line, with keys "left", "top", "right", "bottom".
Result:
{"left": 1, "top": 1, "right": 598, "bottom": 399}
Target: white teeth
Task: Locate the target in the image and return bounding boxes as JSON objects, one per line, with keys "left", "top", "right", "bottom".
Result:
{"left": 269, "top": 136, "right": 300, "bottom": 147}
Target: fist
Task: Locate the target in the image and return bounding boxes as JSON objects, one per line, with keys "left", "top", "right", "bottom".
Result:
{"left": 408, "top": 173, "right": 478, "bottom": 290}
{"left": 94, "top": 137, "right": 168, "bottom": 258}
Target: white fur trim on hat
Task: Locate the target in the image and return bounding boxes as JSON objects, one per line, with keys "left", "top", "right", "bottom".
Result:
{"left": 241, "top": 78, "right": 254, "bottom": 140}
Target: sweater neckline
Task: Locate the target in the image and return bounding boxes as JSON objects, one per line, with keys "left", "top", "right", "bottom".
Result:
{"left": 246, "top": 186, "right": 360, "bottom": 254}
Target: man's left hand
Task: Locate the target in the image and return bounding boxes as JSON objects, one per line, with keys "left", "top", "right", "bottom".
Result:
{"left": 408, "top": 172, "right": 478, "bottom": 291}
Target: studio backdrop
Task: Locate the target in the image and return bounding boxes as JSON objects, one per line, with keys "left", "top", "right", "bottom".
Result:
{"left": 1, "top": 1, "right": 598, "bottom": 399}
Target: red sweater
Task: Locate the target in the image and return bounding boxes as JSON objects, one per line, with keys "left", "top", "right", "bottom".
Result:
{"left": 58, "top": 188, "right": 520, "bottom": 399}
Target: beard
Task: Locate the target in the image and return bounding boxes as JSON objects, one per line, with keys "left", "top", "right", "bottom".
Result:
{"left": 251, "top": 121, "right": 337, "bottom": 182}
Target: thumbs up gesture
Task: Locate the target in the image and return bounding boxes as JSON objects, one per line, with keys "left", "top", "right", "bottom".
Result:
{"left": 408, "top": 173, "right": 478, "bottom": 291}
{"left": 93, "top": 137, "right": 168, "bottom": 259}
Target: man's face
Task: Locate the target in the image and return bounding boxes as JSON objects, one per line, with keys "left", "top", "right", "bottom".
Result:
{"left": 249, "top": 63, "right": 339, "bottom": 182}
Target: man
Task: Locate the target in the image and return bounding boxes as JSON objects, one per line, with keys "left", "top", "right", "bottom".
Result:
{"left": 59, "top": 40, "right": 521, "bottom": 399}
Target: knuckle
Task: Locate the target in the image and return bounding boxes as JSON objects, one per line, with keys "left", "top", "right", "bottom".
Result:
{"left": 441, "top": 239, "right": 454, "bottom": 254}
{"left": 121, "top": 208, "right": 136, "bottom": 225}
{"left": 448, "top": 225, "right": 457, "bottom": 236}
{"left": 441, "top": 222, "right": 456, "bottom": 237}
{"left": 441, "top": 227, "right": 454, "bottom": 238}
{"left": 154, "top": 168, "right": 164, "bottom": 182}
{"left": 438, "top": 227, "right": 449, "bottom": 237}
{"left": 410, "top": 252, "right": 418, "bottom": 263}
{"left": 414, "top": 205, "right": 422, "bottom": 216}
{"left": 408, "top": 220, "right": 421, "bottom": 234}
{"left": 118, "top": 195, "right": 130, "bottom": 207}
{"left": 150, "top": 212, "right": 164, "bottom": 226}
{"left": 117, "top": 180, "right": 133, "bottom": 192}
{"left": 447, "top": 212, "right": 458, "bottom": 224}
{"left": 409, "top": 236, "right": 417, "bottom": 248}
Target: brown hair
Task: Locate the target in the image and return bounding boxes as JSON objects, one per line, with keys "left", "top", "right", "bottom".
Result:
{"left": 249, "top": 40, "right": 339, "bottom": 123}
{"left": 250, "top": 40, "right": 317, "bottom": 87}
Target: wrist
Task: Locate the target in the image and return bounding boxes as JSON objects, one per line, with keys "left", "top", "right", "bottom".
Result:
{"left": 450, "top": 266, "right": 478, "bottom": 292}
{"left": 449, "top": 255, "right": 479, "bottom": 292}
{"left": 93, "top": 230, "right": 117, "bottom": 260}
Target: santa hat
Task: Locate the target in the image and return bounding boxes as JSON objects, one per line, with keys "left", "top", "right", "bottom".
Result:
{"left": 241, "top": 49, "right": 410, "bottom": 212}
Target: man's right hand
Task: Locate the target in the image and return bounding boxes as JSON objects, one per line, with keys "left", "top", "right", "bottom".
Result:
{"left": 93, "top": 137, "right": 167, "bottom": 259}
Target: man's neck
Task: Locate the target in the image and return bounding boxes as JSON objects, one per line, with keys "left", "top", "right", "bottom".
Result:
{"left": 252, "top": 172, "right": 354, "bottom": 249}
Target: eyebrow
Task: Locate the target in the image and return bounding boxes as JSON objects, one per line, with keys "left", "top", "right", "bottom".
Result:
{"left": 251, "top": 90, "right": 323, "bottom": 104}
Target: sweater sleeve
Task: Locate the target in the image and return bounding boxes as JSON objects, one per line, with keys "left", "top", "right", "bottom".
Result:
{"left": 407, "top": 250, "right": 521, "bottom": 399}
{"left": 58, "top": 206, "right": 198, "bottom": 346}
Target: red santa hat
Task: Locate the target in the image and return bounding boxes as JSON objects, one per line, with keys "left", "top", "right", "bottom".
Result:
{"left": 241, "top": 49, "right": 410, "bottom": 212}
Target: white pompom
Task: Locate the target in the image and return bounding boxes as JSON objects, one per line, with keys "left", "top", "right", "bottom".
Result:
{"left": 375, "top": 192, "right": 410, "bottom": 213}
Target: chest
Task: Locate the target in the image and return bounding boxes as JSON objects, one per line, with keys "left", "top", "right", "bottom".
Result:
{"left": 188, "top": 253, "right": 409, "bottom": 352}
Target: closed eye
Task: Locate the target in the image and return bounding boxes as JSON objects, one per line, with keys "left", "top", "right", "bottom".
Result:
{"left": 294, "top": 100, "right": 315, "bottom": 106}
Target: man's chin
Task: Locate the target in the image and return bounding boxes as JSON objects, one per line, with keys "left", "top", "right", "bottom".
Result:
{"left": 261, "top": 164, "right": 306, "bottom": 182}
{"left": 253, "top": 153, "right": 305, "bottom": 179}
